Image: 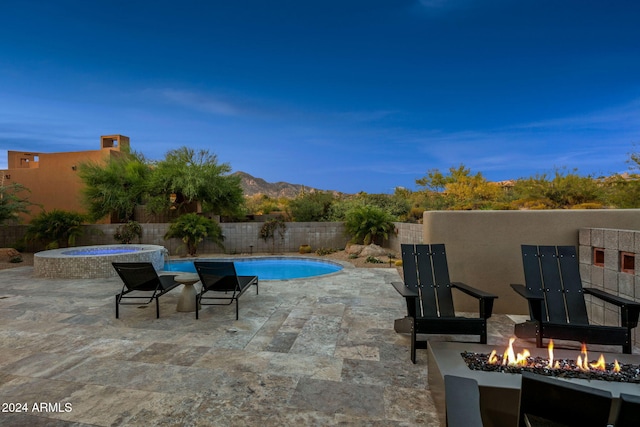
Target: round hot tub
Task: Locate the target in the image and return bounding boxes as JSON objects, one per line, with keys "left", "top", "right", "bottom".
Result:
{"left": 34, "top": 244, "right": 167, "bottom": 279}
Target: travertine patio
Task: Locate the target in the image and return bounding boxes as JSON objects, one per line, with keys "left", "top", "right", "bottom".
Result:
{"left": 0, "top": 262, "right": 634, "bottom": 426}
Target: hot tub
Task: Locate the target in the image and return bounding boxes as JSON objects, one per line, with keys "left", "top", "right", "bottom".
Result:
{"left": 34, "top": 244, "right": 167, "bottom": 279}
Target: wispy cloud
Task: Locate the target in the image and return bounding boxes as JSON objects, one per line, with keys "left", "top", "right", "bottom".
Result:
{"left": 151, "top": 88, "right": 243, "bottom": 116}
{"left": 510, "top": 98, "right": 640, "bottom": 133}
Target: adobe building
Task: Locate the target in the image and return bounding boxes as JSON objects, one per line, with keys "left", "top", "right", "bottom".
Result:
{"left": 0, "top": 135, "right": 130, "bottom": 223}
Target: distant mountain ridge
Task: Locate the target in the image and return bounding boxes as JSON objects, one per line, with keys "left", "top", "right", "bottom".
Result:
{"left": 233, "top": 171, "right": 331, "bottom": 198}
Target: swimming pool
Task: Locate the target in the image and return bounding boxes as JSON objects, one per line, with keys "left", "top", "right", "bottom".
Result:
{"left": 163, "top": 257, "right": 343, "bottom": 280}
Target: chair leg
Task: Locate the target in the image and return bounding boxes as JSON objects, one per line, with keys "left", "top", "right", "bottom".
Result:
{"left": 115, "top": 294, "right": 120, "bottom": 319}
{"left": 195, "top": 294, "right": 200, "bottom": 319}
{"left": 236, "top": 298, "right": 239, "bottom": 320}
{"left": 410, "top": 317, "right": 417, "bottom": 364}
{"left": 156, "top": 298, "right": 160, "bottom": 319}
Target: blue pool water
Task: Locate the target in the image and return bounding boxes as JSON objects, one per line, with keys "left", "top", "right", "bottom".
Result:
{"left": 163, "top": 257, "right": 343, "bottom": 280}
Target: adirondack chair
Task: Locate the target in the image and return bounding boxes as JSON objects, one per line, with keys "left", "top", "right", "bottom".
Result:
{"left": 392, "top": 244, "right": 498, "bottom": 363}
{"left": 518, "top": 372, "right": 614, "bottom": 427}
{"left": 511, "top": 245, "right": 640, "bottom": 354}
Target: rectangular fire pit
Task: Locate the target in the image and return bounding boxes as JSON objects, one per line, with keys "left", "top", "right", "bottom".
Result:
{"left": 427, "top": 341, "right": 640, "bottom": 427}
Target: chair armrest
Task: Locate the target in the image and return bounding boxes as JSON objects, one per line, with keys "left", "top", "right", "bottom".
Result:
{"left": 391, "top": 281, "right": 419, "bottom": 298}
{"left": 510, "top": 284, "right": 543, "bottom": 300}
{"left": 451, "top": 282, "right": 497, "bottom": 300}
{"left": 583, "top": 288, "right": 640, "bottom": 308}
{"left": 584, "top": 288, "right": 640, "bottom": 329}
{"left": 451, "top": 282, "right": 497, "bottom": 319}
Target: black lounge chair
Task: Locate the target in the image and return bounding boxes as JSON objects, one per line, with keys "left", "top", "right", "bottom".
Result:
{"left": 194, "top": 261, "right": 258, "bottom": 320}
{"left": 392, "top": 244, "right": 498, "bottom": 363}
{"left": 511, "top": 245, "right": 640, "bottom": 354}
{"left": 112, "top": 262, "right": 180, "bottom": 319}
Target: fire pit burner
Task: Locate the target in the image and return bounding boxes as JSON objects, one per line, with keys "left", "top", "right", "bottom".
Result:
{"left": 427, "top": 341, "right": 640, "bottom": 427}
{"left": 462, "top": 351, "right": 640, "bottom": 383}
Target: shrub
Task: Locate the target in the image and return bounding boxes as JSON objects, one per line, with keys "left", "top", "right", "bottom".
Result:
{"left": 164, "top": 213, "right": 224, "bottom": 256}
{"left": 259, "top": 216, "right": 287, "bottom": 253}
{"left": 114, "top": 221, "right": 142, "bottom": 244}
{"left": 365, "top": 256, "right": 384, "bottom": 264}
{"left": 315, "top": 247, "right": 337, "bottom": 256}
{"left": 25, "top": 210, "right": 86, "bottom": 249}
{"left": 344, "top": 205, "right": 397, "bottom": 245}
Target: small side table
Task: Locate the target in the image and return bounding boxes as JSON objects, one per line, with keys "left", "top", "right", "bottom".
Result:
{"left": 175, "top": 273, "right": 200, "bottom": 312}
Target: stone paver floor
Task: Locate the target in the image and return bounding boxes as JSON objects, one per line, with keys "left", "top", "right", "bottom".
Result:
{"left": 0, "top": 263, "right": 635, "bottom": 426}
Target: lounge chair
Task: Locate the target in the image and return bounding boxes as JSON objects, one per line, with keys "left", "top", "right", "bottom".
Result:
{"left": 112, "top": 262, "right": 180, "bottom": 319}
{"left": 511, "top": 245, "right": 640, "bottom": 354}
{"left": 392, "top": 244, "right": 498, "bottom": 363}
{"left": 194, "top": 261, "right": 258, "bottom": 320}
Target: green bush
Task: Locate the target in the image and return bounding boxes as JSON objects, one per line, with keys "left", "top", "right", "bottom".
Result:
{"left": 164, "top": 213, "right": 224, "bottom": 256}
{"left": 315, "top": 247, "right": 337, "bottom": 256}
{"left": 25, "top": 210, "right": 86, "bottom": 249}
{"left": 344, "top": 205, "right": 396, "bottom": 245}
{"left": 114, "top": 220, "right": 143, "bottom": 244}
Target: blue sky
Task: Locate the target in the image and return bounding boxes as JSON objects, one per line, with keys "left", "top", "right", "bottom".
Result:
{"left": 1, "top": 0, "right": 639, "bottom": 194}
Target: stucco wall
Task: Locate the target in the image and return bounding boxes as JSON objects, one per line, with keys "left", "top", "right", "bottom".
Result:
{"left": 422, "top": 210, "right": 640, "bottom": 314}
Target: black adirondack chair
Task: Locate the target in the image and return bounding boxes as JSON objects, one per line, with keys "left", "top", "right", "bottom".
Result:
{"left": 518, "top": 372, "right": 614, "bottom": 427}
{"left": 392, "top": 244, "right": 498, "bottom": 363}
{"left": 616, "top": 393, "right": 640, "bottom": 427}
{"left": 511, "top": 245, "right": 640, "bottom": 354}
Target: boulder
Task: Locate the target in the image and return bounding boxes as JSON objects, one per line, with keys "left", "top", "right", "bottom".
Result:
{"left": 359, "top": 244, "right": 389, "bottom": 258}
{"left": 0, "top": 248, "right": 20, "bottom": 261}
{"left": 345, "top": 244, "right": 365, "bottom": 255}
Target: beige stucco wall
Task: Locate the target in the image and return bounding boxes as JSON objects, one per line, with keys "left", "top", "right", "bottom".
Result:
{"left": 423, "top": 210, "right": 640, "bottom": 314}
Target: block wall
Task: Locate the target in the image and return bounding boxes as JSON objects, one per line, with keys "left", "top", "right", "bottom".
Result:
{"left": 0, "top": 222, "right": 350, "bottom": 255}
{"left": 579, "top": 228, "right": 640, "bottom": 348}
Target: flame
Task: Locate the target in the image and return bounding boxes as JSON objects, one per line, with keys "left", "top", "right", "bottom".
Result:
{"left": 489, "top": 338, "right": 619, "bottom": 375}
{"left": 590, "top": 354, "right": 606, "bottom": 371}
{"left": 578, "top": 343, "right": 590, "bottom": 370}
{"left": 488, "top": 338, "right": 621, "bottom": 372}
{"left": 500, "top": 337, "right": 530, "bottom": 366}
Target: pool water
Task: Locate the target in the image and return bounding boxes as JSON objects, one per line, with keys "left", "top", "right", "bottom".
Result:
{"left": 163, "top": 258, "right": 343, "bottom": 280}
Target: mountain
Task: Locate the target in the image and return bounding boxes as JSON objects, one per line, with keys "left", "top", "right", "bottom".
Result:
{"left": 233, "top": 171, "right": 330, "bottom": 198}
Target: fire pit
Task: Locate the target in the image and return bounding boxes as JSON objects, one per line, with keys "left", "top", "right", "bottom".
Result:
{"left": 463, "top": 338, "right": 640, "bottom": 384}
{"left": 427, "top": 341, "right": 640, "bottom": 427}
